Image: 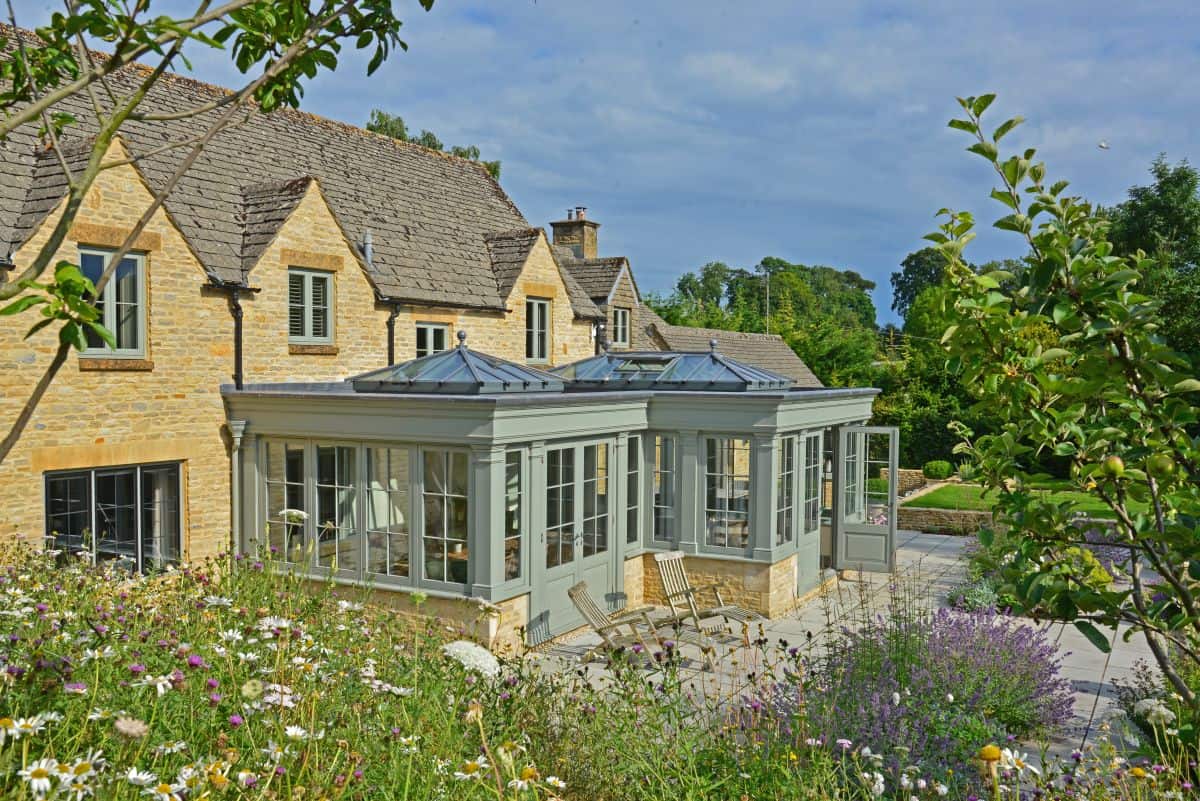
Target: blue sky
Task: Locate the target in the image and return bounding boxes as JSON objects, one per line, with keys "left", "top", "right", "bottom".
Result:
{"left": 10, "top": 1, "right": 1200, "bottom": 323}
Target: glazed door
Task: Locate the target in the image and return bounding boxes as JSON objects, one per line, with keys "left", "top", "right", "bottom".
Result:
{"left": 834, "top": 425, "right": 898, "bottom": 573}
{"left": 537, "top": 442, "right": 616, "bottom": 640}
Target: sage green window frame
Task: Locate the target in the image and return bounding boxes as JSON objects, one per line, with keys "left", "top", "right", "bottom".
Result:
{"left": 625, "top": 435, "right": 641, "bottom": 545}
{"left": 420, "top": 448, "right": 471, "bottom": 587}
{"left": 525, "top": 297, "right": 550, "bottom": 363}
{"left": 651, "top": 434, "right": 677, "bottom": 545}
{"left": 288, "top": 268, "right": 334, "bottom": 344}
{"left": 802, "top": 432, "right": 823, "bottom": 535}
{"left": 611, "top": 307, "right": 630, "bottom": 347}
{"left": 79, "top": 247, "right": 147, "bottom": 358}
{"left": 776, "top": 435, "right": 797, "bottom": 546}
{"left": 503, "top": 450, "right": 524, "bottom": 581}
{"left": 703, "top": 437, "right": 752, "bottom": 550}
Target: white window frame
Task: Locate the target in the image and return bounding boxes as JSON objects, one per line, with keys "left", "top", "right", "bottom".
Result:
{"left": 415, "top": 322, "right": 449, "bottom": 358}
{"left": 525, "top": 297, "right": 550, "bottom": 363}
{"left": 80, "top": 247, "right": 147, "bottom": 358}
{"left": 612, "top": 307, "right": 630, "bottom": 347}
{"left": 288, "top": 268, "right": 334, "bottom": 344}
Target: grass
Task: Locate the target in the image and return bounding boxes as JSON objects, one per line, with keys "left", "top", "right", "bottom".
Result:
{"left": 901, "top": 481, "right": 1145, "bottom": 519}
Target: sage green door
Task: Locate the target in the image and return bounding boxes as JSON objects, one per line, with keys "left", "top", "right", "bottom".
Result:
{"left": 834, "top": 425, "right": 898, "bottom": 573}
{"left": 532, "top": 441, "right": 615, "bottom": 642}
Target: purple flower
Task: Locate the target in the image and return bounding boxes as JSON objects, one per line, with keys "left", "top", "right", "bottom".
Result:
{"left": 128, "top": 663, "right": 146, "bottom": 675}
{"left": 187, "top": 654, "right": 204, "bottom": 669}
{"left": 229, "top": 714, "right": 244, "bottom": 728}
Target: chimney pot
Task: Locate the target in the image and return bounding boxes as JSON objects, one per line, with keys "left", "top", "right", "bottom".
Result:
{"left": 576, "top": 206, "right": 587, "bottom": 220}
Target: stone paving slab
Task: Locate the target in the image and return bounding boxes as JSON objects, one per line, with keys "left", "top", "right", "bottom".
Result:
{"left": 529, "top": 530, "right": 1160, "bottom": 757}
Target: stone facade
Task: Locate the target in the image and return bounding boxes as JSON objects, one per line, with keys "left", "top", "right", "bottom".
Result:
{"left": 640, "top": 551, "right": 803, "bottom": 618}
{"left": 0, "top": 139, "right": 597, "bottom": 565}
{"left": 622, "top": 554, "right": 645, "bottom": 608}
{"left": 607, "top": 269, "right": 639, "bottom": 351}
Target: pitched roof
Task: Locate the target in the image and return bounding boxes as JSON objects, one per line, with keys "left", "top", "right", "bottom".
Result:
{"left": 0, "top": 26, "right": 600, "bottom": 319}
{"left": 554, "top": 348, "right": 793, "bottom": 392}
{"left": 240, "top": 177, "right": 314, "bottom": 273}
{"left": 480, "top": 230, "right": 602, "bottom": 319}
{"left": 552, "top": 246, "right": 644, "bottom": 309}
{"left": 638, "top": 307, "right": 823, "bottom": 388}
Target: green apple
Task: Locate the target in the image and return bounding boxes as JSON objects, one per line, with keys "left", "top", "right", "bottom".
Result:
{"left": 1146, "top": 453, "right": 1176, "bottom": 480}
{"left": 1100, "top": 455, "right": 1126, "bottom": 479}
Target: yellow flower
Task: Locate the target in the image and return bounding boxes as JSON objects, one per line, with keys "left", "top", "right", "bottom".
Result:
{"left": 978, "top": 744, "right": 1002, "bottom": 762}
{"left": 1130, "top": 767, "right": 1148, "bottom": 779}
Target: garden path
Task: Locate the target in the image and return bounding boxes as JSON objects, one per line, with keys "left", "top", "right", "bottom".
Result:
{"left": 532, "top": 531, "right": 1155, "bottom": 759}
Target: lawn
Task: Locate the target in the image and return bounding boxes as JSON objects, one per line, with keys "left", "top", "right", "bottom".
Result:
{"left": 902, "top": 481, "right": 1143, "bottom": 519}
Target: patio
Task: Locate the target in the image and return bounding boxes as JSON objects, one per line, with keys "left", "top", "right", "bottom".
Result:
{"left": 533, "top": 529, "right": 1155, "bottom": 757}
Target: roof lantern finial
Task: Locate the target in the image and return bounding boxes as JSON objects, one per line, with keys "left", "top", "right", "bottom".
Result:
{"left": 709, "top": 338, "right": 718, "bottom": 352}
{"left": 457, "top": 329, "right": 468, "bottom": 348}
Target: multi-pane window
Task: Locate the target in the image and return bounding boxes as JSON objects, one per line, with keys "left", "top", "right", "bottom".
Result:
{"left": 315, "top": 445, "right": 356, "bottom": 569}
{"left": 80, "top": 248, "right": 145, "bottom": 356}
{"left": 525, "top": 298, "right": 549, "bottom": 362}
{"left": 843, "top": 431, "right": 861, "bottom": 519}
{"left": 416, "top": 323, "right": 448, "bottom": 358}
{"left": 545, "top": 446, "right": 575, "bottom": 568}
{"left": 365, "top": 447, "right": 409, "bottom": 579}
{"left": 422, "top": 450, "right": 469, "bottom": 583}
{"left": 288, "top": 268, "right": 333, "bottom": 343}
{"left": 611, "top": 307, "right": 630, "bottom": 347}
{"left": 504, "top": 451, "right": 523, "bottom": 580}
{"left": 626, "top": 436, "right": 641, "bottom": 544}
{"left": 652, "top": 435, "right": 676, "bottom": 543}
{"left": 776, "top": 436, "right": 796, "bottom": 545}
{"left": 581, "top": 444, "right": 609, "bottom": 557}
{"left": 705, "top": 437, "right": 751, "bottom": 548}
{"left": 264, "top": 441, "right": 306, "bottom": 561}
{"left": 803, "top": 433, "right": 822, "bottom": 533}
{"left": 45, "top": 463, "right": 181, "bottom": 572}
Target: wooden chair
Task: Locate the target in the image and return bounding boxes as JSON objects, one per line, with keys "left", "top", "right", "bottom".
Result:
{"left": 653, "top": 550, "right": 765, "bottom": 633}
{"left": 567, "top": 581, "right": 714, "bottom": 669}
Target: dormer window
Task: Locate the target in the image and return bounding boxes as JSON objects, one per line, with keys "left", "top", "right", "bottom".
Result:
{"left": 80, "top": 248, "right": 146, "bottom": 357}
{"left": 525, "top": 298, "right": 549, "bottom": 363}
{"left": 612, "top": 307, "right": 630, "bottom": 348}
{"left": 288, "top": 268, "right": 333, "bottom": 344}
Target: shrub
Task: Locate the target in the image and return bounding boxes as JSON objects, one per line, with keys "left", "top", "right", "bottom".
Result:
{"left": 947, "top": 577, "right": 998, "bottom": 611}
{"left": 922, "top": 460, "right": 953, "bottom": 480}
{"left": 790, "top": 604, "right": 1073, "bottom": 781}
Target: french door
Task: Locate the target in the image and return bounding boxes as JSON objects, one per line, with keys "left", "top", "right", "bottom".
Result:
{"left": 535, "top": 441, "right": 615, "bottom": 640}
{"left": 834, "top": 425, "right": 898, "bottom": 573}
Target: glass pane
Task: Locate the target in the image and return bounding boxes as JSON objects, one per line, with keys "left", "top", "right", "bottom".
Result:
{"left": 433, "top": 326, "right": 446, "bottom": 352}
{"left": 113, "top": 258, "right": 139, "bottom": 350}
{"left": 141, "top": 467, "right": 180, "bottom": 568}
{"left": 423, "top": 537, "right": 446, "bottom": 581}
{"left": 504, "top": 451, "right": 521, "bottom": 581}
{"left": 626, "top": 437, "right": 639, "bottom": 544}
{"left": 449, "top": 452, "right": 468, "bottom": 497}
{"left": 81, "top": 253, "right": 106, "bottom": 349}
{"left": 416, "top": 326, "right": 429, "bottom": 357}
{"left": 423, "top": 451, "right": 446, "bottom": 494}
{"left": 46, "top": 473, "right": 90, "bottom": 552}
{"left": 95, "top": 470, "right": 137, "bottom": 562}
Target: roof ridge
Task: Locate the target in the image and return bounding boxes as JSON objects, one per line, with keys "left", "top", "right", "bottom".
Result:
{"left": 484, "top": 226, "right": 543, "bottom": 242}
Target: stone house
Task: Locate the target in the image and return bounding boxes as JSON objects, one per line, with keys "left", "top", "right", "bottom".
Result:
{"left": 0, "top": 28, "right": 899, "bottom": 652}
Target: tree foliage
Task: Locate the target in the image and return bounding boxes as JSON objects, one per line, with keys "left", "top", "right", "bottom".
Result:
{"left": 890, "top": 246, "right": 947, "bottom": 320}
{"left": 935, "top": 94, "right": 1200, "bottom": 731}
{"left": 366, "top": 108, "right": 500, "bottom": 180}
{"left": 1107, "top": 156, "right": 1200, "bottom": 362}
{"left": 648, "top": 256, "right": 880, "bottom": 387}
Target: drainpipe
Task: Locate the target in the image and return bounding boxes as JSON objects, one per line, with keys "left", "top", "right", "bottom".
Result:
{"left": 228, "top": 288, "right": 245, "bottom": 390}
{"left": 386, "top": 303, "right": 400, "bottom": 365}
{"left": 228, "top": 420, "right": 247, "bottom": 558}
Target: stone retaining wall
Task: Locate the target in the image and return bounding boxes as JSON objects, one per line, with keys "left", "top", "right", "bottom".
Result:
{"left": 881, "top": 468, "right": 927, "bottom": 496}
{"left": 897, "top": 505, "right": 991, "bottom": 535}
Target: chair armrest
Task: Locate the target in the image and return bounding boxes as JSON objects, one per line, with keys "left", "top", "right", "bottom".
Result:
{"left": 662, "top": 587, "right": 697, "bottom": 602}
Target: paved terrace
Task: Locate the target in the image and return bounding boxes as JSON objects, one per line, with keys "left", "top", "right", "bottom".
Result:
{"left": 532, "top": 531, "right": 1154, "bottom": 756}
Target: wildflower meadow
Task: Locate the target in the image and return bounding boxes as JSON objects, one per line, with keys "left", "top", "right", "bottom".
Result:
{"left": 0, "top": 543, "right": 1195, "bottom": 800}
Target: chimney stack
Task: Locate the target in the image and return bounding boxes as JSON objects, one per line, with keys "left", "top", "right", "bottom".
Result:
{"left": 550, "top": 204, "right": 600, "bottom": 259}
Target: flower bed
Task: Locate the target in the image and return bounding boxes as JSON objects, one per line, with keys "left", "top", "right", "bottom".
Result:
{"left": 0, "top": 545, "right": 1192, "bottom": 800}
